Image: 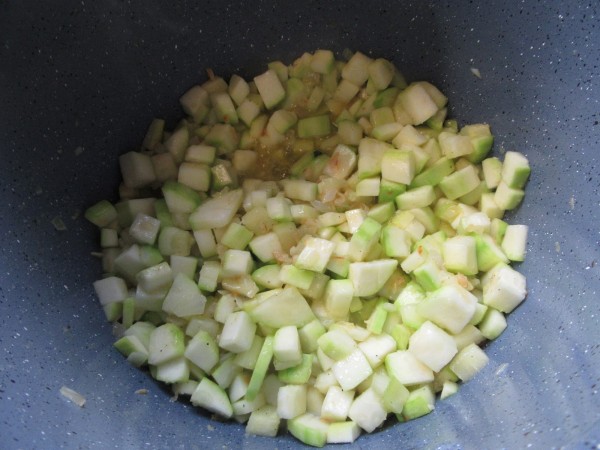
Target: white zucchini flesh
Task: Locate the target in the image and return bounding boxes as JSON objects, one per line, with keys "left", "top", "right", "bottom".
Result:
{"left": 86, "top": 49, "right": 532, "bottom": 447}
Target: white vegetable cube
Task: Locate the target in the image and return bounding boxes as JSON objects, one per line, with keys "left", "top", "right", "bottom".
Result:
{"left": 219, "top": 311, "right": 257, "bottom": 353}
{"left": 323, "top": 144, "right": 358, "bottom": 180}
{"left": 185, "top": 318, "right": 219, "bottom": 340}
{"left": 222, "top": 249, "right": 253, "bottom": 276}
{"left": 306, "top": 386, "right": 324, "bottom": 416}
{"left": 381, "top": 150, "right": 415, "bottom": 185}
{"left": 408, "top": 321, "right": 457, "bottom": 372}
{"left": 184, "top": 330, "right": 219, "bottom": 373}
{"left": 189, "top": 189, "right": 244, "bottom": 230}
{"left": 148, "top": 323, "right": 185, "bottom": 365}
{"left": 224, "top": 271, "right": 259, "bottom": 298}
{"left": 501, "top": 224, "right": 528, "bottom": 262}
{"left": 318, "top": 329, "right": 357, "bottom": 361}
{"left": 459, "top": 211, "right": 491, "bottom": 235}
{"left": 385, "top": 350, "right": 433, "bottom": 386}
{"left": 368, "top": 58, "right": 394, "bottom": 90}
{"left": 324, "top": 279, "right": 354, "bottom": 319}
{"left": 440, "top": 381, "right": 459, "bottom": 400}
{"left": 443, "top": 236, "right": 478, "bottom": 276}
{"left": 277, "top": 384, "right": 307, "bottom": 419}
{"left": 482, "top": 263, "right": 527, "bottom": 313}
{"left": 314, "top": 369, "right": 338, "bottom": 393}
{"left": 214, "top": 294, "right": 237, "bottom": 323}
{"left": 179, "top": 85, "right": 209, "bottom": 121}
{"left": 382, "top": 376, "right": 409, "bottom": 413}
{"left": 283, "top": 179, "right": 318, "bottom": 202}
{"left": 279, "top": 264, "right": 315, "bottom": 289}
{"left": 228, "top": 74, "right": 250, "bottom": 106}
{"left": 266, "top": 195, "right": 293, "bottom": 222}
{"left": 501, "top": 151, "right": 531, "bottom": 189}
{"left": 186, "top": 144, "right": 216, "bottom": 165}
{"left": 249, "top": 232, "right": 282, "bottom": 263}
{"left": 344, "top": 208, "right": 366, "bottom": 234}
{"left": 347, "top": 388, "right": 387, "bottom": 433}
{"left": 494, "top": 181, "right": 525, "bottom": 210}
{"left": 439, "top": 132, "right": 474, "bottom": 159}
{"left": 193, "top": 229, "right": 217, "bottom": 259}
{"left": 211, "top": 356, "right": 240, "bottom": 390}
{"left": 332, "top": 349, "right": 373, "bottom": 391}
{"left": 136, "top": 262, "right": 173, "bottom": 293}
{"left": 341, "top": 51, "right": 373, "bottom": 86}
{"left": 417, "top": 284, "right": 478, "bottom": 334}
{"left": 246, "top": 189, "right": 268, "bottom": 210}
{"left": 178, "top": 162, "right": 211, "bottom": 192}
{"left": 158, "top": 227, "right": 194, "bottom": 257}
{"left": 382, "top": 224, "right": 412, "bottom": 258}
{"left": 288, "top": 413, "right": 329, "bottom": 448}
{"left": 237, "top": 99, "right": 261, "bottom": 127}
{"left": 191, "top": 378, "right": 233, "bottom": 419}
{"left": 274, "top": 325, "right": 302, "bottom": 365}
{"left": 310, "top": 49, "right": 335, "bottom": 74}
{"left": 295, "top": 237, "right": 335, "bottom": 273}
{"left": 478, "top": 308, "right": 507, "bottom": 340}
{"left": 93, "top": 276, "right": 128, "bottom": 305}
{"left": 358, "top": 334, "right": 397, "bottom": 368}
{"left": 321, "top": 386, "right": 354, "bottom": 421}
{"left": 327, "top": 421, "right": 361, "bottom": 444}
{"left": 334, "top": 79, "right": 360, "bottom": 103}
{"left": 453, "top": 324, "right": 485, "bottom": 351}
{"left": 100, "top": 228, "right": 119, "bottom": 248}
{"left": 254, "top": 69, "right": 285, "bottom": 110}
{"left": 246, "top": 405, "right": 280, "bottom": 437}
{"left": 402, "top": 384, "right": 435, "bottom": 420}
{"left": 355, "top": 177, "right": 380, "bottom": 197}
{"left": 162, "top": 273, "right": 207, "bottom": 318}
{"left": 129, "top": 213, "right": 161, "bottom": 245}
{"left": 348, "top": 259, "right": 398, "bottom": 297}
{"left": 368, "top": 369, "right": 395, "bottom": 395}
{"left": 170, "top": 255, "right": 198, "bottom": 279}
{"left": 449, "top": 343, "right": 489, "bottom": 381}
{"left": 155, "top": 356, "right": 189, "bottom": 384}
{"left": 268, "top": 109, "right": 298, "bottom": 134}
{"left": 198, "top": 260, "right": 220, "bottom": 292}
{"left": 262, "top": 373, "right": 283, "bottom": 406}
{"left": 397, "top": 83, "right": 439, "bottom": 125}
{"left": 233, "top": 392, "right": 266, "bottom": 417}
{"left": 228, "top": 373, "right": 251, "bottom": 402}
{"left": 119, "top": 151, "right": 156, "bottom": 188}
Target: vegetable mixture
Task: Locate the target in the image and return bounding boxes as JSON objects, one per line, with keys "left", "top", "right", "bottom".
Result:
{"left": 86, "top": 50, "right": 530, "bottom": 447}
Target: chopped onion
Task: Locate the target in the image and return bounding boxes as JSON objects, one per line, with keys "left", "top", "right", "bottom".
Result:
{"left": 470, "top": 67, "right": 482, "bottom": 78}
{"left": 60, "top": 386, "right": 86, "bottom": 407}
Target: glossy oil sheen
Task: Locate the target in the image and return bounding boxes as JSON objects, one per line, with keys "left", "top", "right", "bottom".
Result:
{"left": 0, "top": 1, "right": 598, "bottom": 448}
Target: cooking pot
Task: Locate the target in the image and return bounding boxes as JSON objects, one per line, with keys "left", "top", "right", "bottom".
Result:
{"left": 1, "top": 0, "right": 599, "bottom": 448}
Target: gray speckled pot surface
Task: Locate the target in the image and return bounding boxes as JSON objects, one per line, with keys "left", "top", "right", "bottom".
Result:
{"left": 1, "top": 1, "right": 599, "bottom": 449}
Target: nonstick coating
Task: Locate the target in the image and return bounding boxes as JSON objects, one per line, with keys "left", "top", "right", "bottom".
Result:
{"left": 1, "top": 1, "right": 599, "bottom": 448}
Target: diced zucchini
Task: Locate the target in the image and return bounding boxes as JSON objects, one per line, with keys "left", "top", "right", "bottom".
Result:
{"left": 449, "top": 343, "right": 489, "bottom": 381}
{"left": 162, "top": 273, "right": 206, "bottom": 317}
{"left": 288, "top": 413, "right": 329, "bottom": 448}
{"left": 191, "top": 378, "right": 233, "bottom": 418}
{"left": 297, "top": 115, "right": 331, "bottom": 138}
{"left": 348, "top": 388, "right": 387, "bottom": 433}
{"left": 501, "top": 151, "right": 530, "bottom": 188}
{"left": 148, "top": 323, "right": 185, "bottom": 365}
{"left": 401, "top": 384, "right": 435, "bottom": 420}
{"left": 254, "top": 69, "right": 285, "bottom": 109}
